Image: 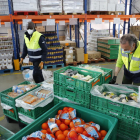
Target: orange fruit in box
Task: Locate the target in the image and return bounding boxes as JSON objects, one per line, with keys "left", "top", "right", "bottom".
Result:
{"left": 57, "top": 134, "right": 65, "bottom": 140}
{"left": 78, "top": 135, "right": 84, "bottom": 140}
{"left": 82, "top": 131, "right": 90, "bottom": 137}
{"left": 41, "top": 123, "right": 48, "bottom": 130}
{"left": 64, "top": 119, "right": 71, "bottom": 125}
{"left": 47, "top": 128, "right": 52, "bottom": 134}
{"left": 63, "top": 107, "right": 69, "bottom": 111}
{"left": 63, "top": 130, "right": 69, "bottom": 137}
{"left": 97, "top": 132, "right": 102, "bottom": 140}
{"left": 60, "top": 123, "right": 67, "bottom": 131}
{"left": 65, "top": 137, "right": 69, "bottom": 140}
{"left": 58, "top": 110, "right": 62, "bottom": 115}
{"left": 100, "top": 130, "right": 107, "bottom": 137}
{"left": 101, "top": 137, "right": 105, "bottom": 140}
{"left": 69, "top": 122, "right": 75, "bottom": 128}
{"left": 69, "top": 131, "right": 78, "bottom": 138}
{"left": 50, "top": 134, "right": 55, "bottom": 138}
{"left": 55, "top": 130, "right": 63, "bottom": 137}
{"left": 41, "top": 129, "right": 48, "bottom": 134}
{"left": 56, "top": 119, "right": 62, "bottom": 126}
{"left": 76, "top": 127, "right": 84, "bottom": 134}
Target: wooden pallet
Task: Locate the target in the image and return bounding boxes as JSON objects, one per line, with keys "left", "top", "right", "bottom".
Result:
{"left": 21, "top": 65, "right": 34, "bottom": 71}
{"left": 88, "top": 58, "right": 105, "bottom": 64}
{"left": 44, "top": 63, "right": 64, "bottom": 69}
{"left": 108, "top": 11, "right": 125, "bottom": 15}
{"left": 14, "top": 11, "right": 38, "bottom": 15}
{"left": 76, "top": 61, "right": 84, "bottom": 65}
{"left": 87, "top": 11, "right": 108, "bottom": 15}
{"left": 65, "top": 61, "right": 77, "bottom": 66}
{"left": 64, "top": 13, "right": 84, "bottom": 15}
{"left": 104, "top": 58, "right": 117, "bottom": 62}
{"left": 40, "top": 13, "right": 62, "bottom": 15}
{"left": 0, "top": 69, "right": 13, "bottom": 74}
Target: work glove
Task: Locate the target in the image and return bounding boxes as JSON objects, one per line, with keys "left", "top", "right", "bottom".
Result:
{"left": 39, "top": 61, "right": 44, "bottom": 70}
{"left": 19, "top": 58, "right": 23, "bottom": 65}
{"left": 109, "top": 76, "right": 117, "bottom": 84}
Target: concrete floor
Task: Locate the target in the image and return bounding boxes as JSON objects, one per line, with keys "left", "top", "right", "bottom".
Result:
{"left": 0, "top": 62, "right": 124, "bottom": 134}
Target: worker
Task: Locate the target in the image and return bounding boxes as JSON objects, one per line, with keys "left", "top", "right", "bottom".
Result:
{"left": 19, "top": 22, "right": 47, "bottom": 83}
{"left": 109, "top": 34, "right": 140, "bottom": 85}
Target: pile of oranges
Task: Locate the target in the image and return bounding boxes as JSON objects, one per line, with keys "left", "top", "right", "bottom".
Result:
{"left": 28, "top": 107, "right": 107, "bottom": 140}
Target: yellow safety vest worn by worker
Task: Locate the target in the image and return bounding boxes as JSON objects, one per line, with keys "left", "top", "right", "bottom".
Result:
{"left": 24, "top": 31, "right": 42, "bottom": 59}
{"left": 121, "top": 41, "right": 140, "bottom": 74}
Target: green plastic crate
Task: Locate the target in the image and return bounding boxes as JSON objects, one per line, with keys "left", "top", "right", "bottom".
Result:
{"left": 115, "top": 38, "right": 120, "bottom": 44}
{"left": 8, "top": 102, "right": 118, "bottom": 140}
{"left": 117, "top": 132, "right": 138, "bottom": 140}
{"left": 0, "top": 81, "right": 40, "bottom": 108}
{"left": 97, "top": 43, "right": 119, "bottom": 49}
{"left": 17, "top": 101, "right": 54, "bottom": 119}
{"left": 98, "top": 50, "right": 118, "bottom": 59}
{"left": 0, "top": 125, "right": 14, "bottom": 139}
{"left": 98, "top": 38, "right": 116, "bottom": 44}
{"left": 3, "top": 107, "right": 18, "bottom": 121}
{"left": 54, "top": 66, "right": 102, "bottom": 91}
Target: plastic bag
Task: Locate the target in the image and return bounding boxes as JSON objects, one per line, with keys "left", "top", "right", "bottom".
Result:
{"left": 1, "top": 103, "right": 13, "bottom": 110}
{"left": 18, "top": 113, "right": 34, "bottom": 124}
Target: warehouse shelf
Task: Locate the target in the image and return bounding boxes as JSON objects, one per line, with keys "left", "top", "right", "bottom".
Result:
{"left": 0, "top": 15, "right": 10, "bottom": 22}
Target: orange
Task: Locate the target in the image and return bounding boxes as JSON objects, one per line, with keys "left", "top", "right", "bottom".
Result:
{"left": 78, "top": 135, "right": 84, "bottom": 140}
{"left": 89, "top": 137, "right": 95, "bottom": 140}
{"left": 97, "top": 132, "right": 102, "bottom": 140}
{"left": 63, "top": 130, "right": 69, "bottom": 137}
{"left": 71, "top": 127, "right": 76, "bottom": 131}
{"left": 56, "top": 119, "right": 62, "bottom": 126}
{"left": 69, "top": 131, "right": 78, "bottom": 138}
{"left": 76, "top": 127, "right": 84, "bottom": 134}
{"left": 42, "top": 134, "right": 46, "bottom": 139}
{"left": 59, "top": 123, "right": 67, "bottom": 131}
{"left": 55, "top": 130, "right": 63, "bottom": 137}
{"left": 69, "top": 122, "right": 75, "bottom": 128}
{"left": 47, "top": 128, "right": 52, "bottom": 134}
{"left": 65, "top": 137, "right": 69, "bottom": 140}
{"left": 101, "top": 137, "right": 105, "bottom": 140}
{"left": 58, "top": 110, "right": 62, "bottom": 115}
{"left": 41, "top": 129, "right": 48, "bottom": 134}
{"left": 82, "top": 131, "right": 90, "bottom": 137}
{"left": 68, "top": 107, "right": 74, "bottom": 111}
{"left": 28, "top": 139, "right": 35, "bottom": 140}
{"left": 35, "top": 138, "right": 41, "bottom": 140}
{"left": 100, "top": 130, "right": 107, "bottom": 137}
{"left": 63, "top": 107, "right": 69, "bottom": 111}
{"left": 64, "top": 119, "right": 71, "bottom": 126}
{"left": 89, "top": 121, "right": 94, "bottom": 124}
{"left": 50, "top": 134, "right": 55, "bottom": 138}
{"left": 57, "top": 134, "right": 65, "bottom": 140}
{"left": 41, "top": 123, "right": 48, "bottom": 130}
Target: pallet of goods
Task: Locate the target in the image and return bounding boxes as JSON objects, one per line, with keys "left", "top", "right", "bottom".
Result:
{"left": 0, "top": 0, "right": 9, "bottom": 15}
{"left": 131, "top": 0, "right": 140, "bottom": 15}
{"left": 0, "top": 37, "right": 13, "bottom": 74}
{"left": 63, "top": 0, "right": 84, "bottom": 15}
{"left": 39, "top": 0, "right": 62, "bottom": 15}
{"left": 44, "top": 32, "right": 64, "bottom": 69}
{"left": 97, "top": 37, "right": 120, "bottom": 61}
{"left": 12, "top": 0, "right": 38, "bottom": 15}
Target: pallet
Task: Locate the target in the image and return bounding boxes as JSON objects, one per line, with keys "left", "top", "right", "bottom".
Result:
{"left": 14, "top": 11, "right": 38, "bottom": 15}
{"left": 88, "top": 58, "right": 105, "bottom": 64}
{"left": 76, "top": 61, "right": 85, "bottom": 65}
{"left": 108, "top": 11, "right": 125, "bottom": 15}
{"left": 65, "top": 61, "right": 84, "bottom": 66}
{"left": 44, "top": 63, "right": 64, "bottom": 69}
{"left": 64, "top": 13, "right": 84, "bottom": 15}
{"left": 104, "top": 58, "right": 117, "bottom": 62}
{"left": 0, "top": 69, "right": 13, "bottom": 74}
{"left": 87, "top": 11, "right": 108, "bottom": 15}
{"left": 40, "top": 13, "right": 62, "bottom": 15}
{"left": 21, "top": 66, "right": 34, "bottom": 71}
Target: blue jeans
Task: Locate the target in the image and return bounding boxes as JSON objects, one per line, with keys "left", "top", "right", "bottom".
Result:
{"left": 33, "top": 61, "right": 44, "bottom": 83}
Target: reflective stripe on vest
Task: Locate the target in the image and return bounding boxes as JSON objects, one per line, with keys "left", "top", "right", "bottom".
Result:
{"left": 28, "top": 48, "right": 42, "bottom": 52}
{"left": 29, "top": 55, "right": 42, "bottom": 59}
{"left": 121, "top": 41, "right": 140, "bottom": 74}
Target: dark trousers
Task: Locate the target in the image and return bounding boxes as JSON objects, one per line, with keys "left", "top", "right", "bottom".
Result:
{"left": 33, "top": 61, "right": 44, "bottom": 83}
{"left": 122, "top": 75, "right": 140, "bottom": 86}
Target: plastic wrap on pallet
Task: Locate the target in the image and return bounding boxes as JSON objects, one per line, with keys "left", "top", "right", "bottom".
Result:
{"left": 18, "top": 113, "right": 34, "bottom": 124}
{"left": 63, "top": 0, "right": 84, "bottom": 14}
{"left": 13, "top": 0, "right": 38, "bottom": 11}
{"left": 0, "top": 1, "right": 9, "bottom": 15}
{"left": 40, "top": 0, "right": 62, "bottom": 13}
{"left": 1, "top": 103, "right": 13, "bottom": 110}
{"left": 131, "top": 0, "right": 140, "bottom": 15}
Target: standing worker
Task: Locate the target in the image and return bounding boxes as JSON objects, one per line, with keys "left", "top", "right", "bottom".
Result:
{"left": 109, "top": 34, "right": 140, "bottom": 85}
{"left": 20, "top": 22, "right": 47, "bottom": 83}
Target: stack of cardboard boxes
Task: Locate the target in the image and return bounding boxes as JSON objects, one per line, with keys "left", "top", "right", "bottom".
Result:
{"left": 87, "top": 51, "right": 101, "bottom": 60}
{"left": 75, "top": 48, "right": 84, "bottom": 62}
{"left": 64, "top": 49, "right": 73, "bottom": 63}
{"left": 130, "top": 26, "right": 140, "bottom": 39}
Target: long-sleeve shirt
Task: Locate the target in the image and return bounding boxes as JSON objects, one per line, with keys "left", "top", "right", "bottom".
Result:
{"left": 21, "top": 31, "right": 47, "bottom": 62}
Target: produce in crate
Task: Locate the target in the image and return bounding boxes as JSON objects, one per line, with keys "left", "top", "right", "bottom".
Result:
{"left": 22, "top": 107, "right": 107, "bottom": 140}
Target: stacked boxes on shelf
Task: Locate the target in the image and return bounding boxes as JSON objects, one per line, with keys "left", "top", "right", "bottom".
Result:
{"left": 130, "top": 26, "right": 140, "bottom": 39}
{"left": 53, "top": 66, "right": 102, "bottom": 108}
{"left": 0, "top": 0, "right": 9, "bottom": 15}
{"left": 0, "top": 37, "right": 13, "bottom": 71}
{"left": 63, "top": 0, "right": 84, "bottom": 14}
{"left": 87, "top": 29, "right": 110, "bottom": 51}
{"left": 45, "top": 32, "right": 63, "bottom": 65}
{"left": 39, "top": 0, "right": 62, "bottom": 14}
{"left": 64, "top": 48, "right": 73, "bottom": 63}
{"left": 12, "top": 0, "right": 38, "bottom": 13}
{"left": 87, "top": 0, "right": 125, "bottom": 14}
{"left": 97, "top": 37, "right": 120, "bottom": 60}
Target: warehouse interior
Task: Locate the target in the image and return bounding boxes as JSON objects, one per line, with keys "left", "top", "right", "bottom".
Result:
{"left": 1, "top": 0, "right": 140, "bottom": 140}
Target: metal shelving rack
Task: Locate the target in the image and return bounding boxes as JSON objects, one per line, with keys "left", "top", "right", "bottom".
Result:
{"left": 0, "top": 0, "right": 139, "bottom": 67}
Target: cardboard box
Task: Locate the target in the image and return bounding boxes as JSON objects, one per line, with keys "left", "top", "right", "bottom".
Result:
{"left": 116, "top": 4, "right": 125, "bottom": 11}
{"left": 87, "top": 51, "right": 101, "bottom": 59}
{"left": 136, "top": 26, "right": 140, "bottom": 31}
{"left": 76, "top": 53, "right": 84, "bottom": 62}
{"left": 75, "top": 48, "right": 84, "bottom": 54}
{"left": 35, "top": 26, "right": 45, "bottom": 32}
{"left": 65, "top": 54, "right": 73, "bottom": 59}
{"left": 60, "top": 40, "right": 76, "bottom": 47}
{"left": 100, "top": 2, "right": 107, "bottom": 11}
{"left": 59, "top": 36, "right": 65, "bottom": 41}
{"left": 108, "top": 3, "right": 115, "bottom": 11}
{"left": 133, "top": 31, "right": 139, "bottom": 39}
{"left": 89, "top": 1, "right": 100, "bottom": 11}
{"left": 65, "top": 58, "right": 73, "bottom": 63}
{"left": 64, "top": 49, "right": 73, "bottom": 55}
